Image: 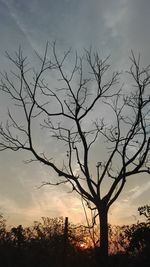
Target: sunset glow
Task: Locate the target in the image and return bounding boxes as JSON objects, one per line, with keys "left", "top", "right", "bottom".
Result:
{"left": 0, "top": 0, "right": 149, "bottom": 229}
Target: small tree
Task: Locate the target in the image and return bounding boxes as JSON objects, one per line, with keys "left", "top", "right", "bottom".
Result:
{"left": 138, "top": 205, "right": 150, "bottom": 222}
{"left": 0, "top": 43, "right": 150, "bottom": 264}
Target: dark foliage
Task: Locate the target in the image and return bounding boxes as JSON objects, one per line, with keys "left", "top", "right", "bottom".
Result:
{"left": 0, "top": 215, "right": 95, "bottom": 267}
{"left": 0, "top": 211, "right": 150, "bottom": 267}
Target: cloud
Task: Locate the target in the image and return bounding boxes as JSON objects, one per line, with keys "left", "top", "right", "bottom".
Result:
{"left": 125, "top": 181, "right": 150, "bottom": 202}
{"left": 0, "top": 164, "right": 85, "bottom": 226}
{"left": 104, "top": 0, "right": 128, "bottom": 37}
{"left": 110, "top": 180, "right": 150, "bottom": 225}
{"left": 1, "top": 0, "right": 39, "bottom": 52}
{"left": 0, "top": 0, "right": 150, "bottom": 227}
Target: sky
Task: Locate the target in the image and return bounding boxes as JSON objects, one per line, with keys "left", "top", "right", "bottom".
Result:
{"left": 0, "top": 0, "right": 150, "bottom": 227}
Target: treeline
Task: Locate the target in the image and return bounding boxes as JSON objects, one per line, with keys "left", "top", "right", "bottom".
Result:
{"left": 0, "top": 216, "right": 94, "bottom": 267}
{"left": 0, "top": 207, "right": 150, "bottom": 267}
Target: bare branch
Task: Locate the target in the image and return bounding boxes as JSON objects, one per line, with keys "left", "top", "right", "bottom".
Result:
{"left": 0, "top": 46, "right": 150, "bottom": 258}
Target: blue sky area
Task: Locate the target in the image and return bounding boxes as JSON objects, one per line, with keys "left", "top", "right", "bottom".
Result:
{"left": 0, "top": 0, "right": 150, "bottom": 226}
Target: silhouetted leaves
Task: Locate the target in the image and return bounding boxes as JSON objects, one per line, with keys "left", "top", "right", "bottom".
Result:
{"left": 0, "top": 212, "right": 150, "bottom": 266}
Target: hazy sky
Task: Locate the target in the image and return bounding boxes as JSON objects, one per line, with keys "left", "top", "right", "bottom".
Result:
{"left": 0, "top": 0, "right": 150, "bottom": 227}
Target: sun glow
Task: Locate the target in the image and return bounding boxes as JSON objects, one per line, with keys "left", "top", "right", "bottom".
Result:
{"left": 79, "top": 243, "right": 85, "bottom": 249}
{"left": 76, "top": 236, "right": 94, "bottom": 250}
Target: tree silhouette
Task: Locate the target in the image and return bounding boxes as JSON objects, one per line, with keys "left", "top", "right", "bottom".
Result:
{"left": 138, "top": 205, "right": 150, "bottom": 221}
{"left": 0, "top": 43, "right": 150, "bottom": 265}
{"left": 0, "top": 215, "right": 97, "bottom": 267}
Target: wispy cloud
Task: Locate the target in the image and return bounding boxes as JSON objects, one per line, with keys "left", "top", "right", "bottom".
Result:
{"left": 0, "top": 0, "right": 150, "bottom": 227}
{"left": 125, "top": 181, "right": 150, "bottom": 202}
{"left": 1, "top": 0, "right": 39, "bottom": 52}
{"left": 110, "top": 180, "right": 150, "bottom": 225}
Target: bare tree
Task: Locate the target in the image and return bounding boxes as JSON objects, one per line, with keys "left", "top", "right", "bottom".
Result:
{"left": 0, "top": 43, "right": 150, "bottom": 265}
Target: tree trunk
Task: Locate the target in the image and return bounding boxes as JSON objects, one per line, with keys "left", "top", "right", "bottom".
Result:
{"left": 62, "top": 217, "right": 68, "bottom": 267}
{"left": 95, "top": 207, "right": 109, "bottom": 267}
